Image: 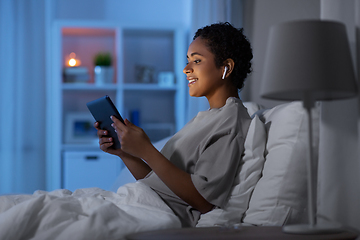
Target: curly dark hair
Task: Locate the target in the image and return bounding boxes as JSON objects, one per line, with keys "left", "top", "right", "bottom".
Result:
{"left": 193, "top": 22, "right": 253, "bottom": 90}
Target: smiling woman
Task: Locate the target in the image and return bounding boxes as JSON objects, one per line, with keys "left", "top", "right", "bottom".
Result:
{"left": 184, "top": 22, "right": 252, "bottom": 109}
{"left": 96, "top": 22, "right": 254, "bottom": 227}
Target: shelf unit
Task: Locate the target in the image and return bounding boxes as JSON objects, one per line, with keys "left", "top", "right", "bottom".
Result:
{"left": 46, "top": 21, "right": 187, "bottom": 191}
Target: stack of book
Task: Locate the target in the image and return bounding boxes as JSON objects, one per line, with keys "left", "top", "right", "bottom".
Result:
{"left": 63, "top": 67, "right": 90, "bottom": 83}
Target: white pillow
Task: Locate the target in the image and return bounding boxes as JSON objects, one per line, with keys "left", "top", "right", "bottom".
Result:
{"left": 242, "top": 101, "right": 319, "bottom": 226}
{"left": 243, "top": 102, "right": 264, "bottom": 117}
{"left": 196, "top": 115, "right": 266, "bottom": 227}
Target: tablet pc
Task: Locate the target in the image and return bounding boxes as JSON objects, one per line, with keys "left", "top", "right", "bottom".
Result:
{"left": 86, "top": 95, "right": 124, "bottom": 149}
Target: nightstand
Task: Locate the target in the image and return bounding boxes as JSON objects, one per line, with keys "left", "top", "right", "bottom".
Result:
{"left": 126, "top": 226, "right": 358, "bottom": 240}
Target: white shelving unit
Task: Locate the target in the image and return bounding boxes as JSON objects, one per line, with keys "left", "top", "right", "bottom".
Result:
{"left": 46, "top": 21, "right": 187, "bottom": 191}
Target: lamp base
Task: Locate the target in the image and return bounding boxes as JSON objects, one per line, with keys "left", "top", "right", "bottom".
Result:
{"left": 283, "top": 224, "right": 344, "bottom": 235}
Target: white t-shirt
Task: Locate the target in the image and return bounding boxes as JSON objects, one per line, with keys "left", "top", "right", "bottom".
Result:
{"left": 140, "top": 97, "right": 251, "bottom": 227}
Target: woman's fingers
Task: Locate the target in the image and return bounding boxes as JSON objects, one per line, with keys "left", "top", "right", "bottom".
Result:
{"left": 99, "top": 137, "right": 112, "bottom": 145}
{"left": 99, "top": 136, "right": 114, "bottom": 151}
{"left": 111, "top": 116, "right": 126, "bottom": 131}
{"left": 97, "top": 129, "right": 107, "bottom": 137}
{"left": 94, "top": 121, "right": 122, "bottom": 156}
{"left": 100, "top": 142, "right": 113, "bottom": 151}
{"left": 124, "top": 118, "right": 133, "bottom": 126}
{"left": 94, "top": 121, "right": 100, "bottom": 129}
{"left": 94, "top": 121, "right": 112, "bottom": 148}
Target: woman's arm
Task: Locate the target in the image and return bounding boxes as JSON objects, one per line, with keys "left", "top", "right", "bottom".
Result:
{"left": 111, "top": 117, "right": 214, "bottom": 214}
{"left": 144, "top": 145, "right": 215, "bottom": 214}
{"left": 94, "top": 122, "right": 152, "bottom": 180}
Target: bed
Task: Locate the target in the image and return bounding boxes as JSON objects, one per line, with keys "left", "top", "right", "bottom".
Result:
{"left": 0, "top": 101, "right": 323, "bottom": 240}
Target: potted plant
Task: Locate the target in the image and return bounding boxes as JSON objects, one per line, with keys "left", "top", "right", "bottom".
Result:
{"left": 93, "top": 52, "right": 114, "bottom": 85}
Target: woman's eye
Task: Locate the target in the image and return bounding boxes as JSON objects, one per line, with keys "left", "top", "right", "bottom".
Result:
{"left": 194, "top": 59, "right": 201, "bottom": 64}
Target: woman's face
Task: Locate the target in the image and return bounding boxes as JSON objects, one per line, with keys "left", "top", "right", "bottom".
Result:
{"left": 183, "top": 37, "right": 223, "bottom": 98}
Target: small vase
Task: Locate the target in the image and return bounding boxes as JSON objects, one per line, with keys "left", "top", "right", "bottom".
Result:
{"left": 94, "top": 66, "right": 114, "bottom": 85}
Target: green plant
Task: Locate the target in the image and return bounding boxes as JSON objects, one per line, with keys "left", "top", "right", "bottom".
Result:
{"left": 94, "top": 52, "right": 112, "bottom": 66}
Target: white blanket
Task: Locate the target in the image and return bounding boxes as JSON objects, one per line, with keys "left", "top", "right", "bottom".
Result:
{"left": 0, "top": 182, "right": 181, "bottom": 240}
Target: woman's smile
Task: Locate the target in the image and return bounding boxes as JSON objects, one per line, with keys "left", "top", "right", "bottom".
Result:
{"left": 187, "top": 77, "right": 198, "bottom": 86}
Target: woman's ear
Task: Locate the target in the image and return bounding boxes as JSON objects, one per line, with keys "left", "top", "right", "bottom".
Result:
{"left": 222, "top": 58, "right": 235, "bottom": 79}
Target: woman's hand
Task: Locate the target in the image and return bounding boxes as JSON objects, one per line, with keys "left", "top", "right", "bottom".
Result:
{"left": 94, "top": 121, "right": 129, "bottom": 158}
{"left": 111, "top": 116, "right": 153, "bottom": 159}
{"left": 94, "top": 120, "right": 152, "bottom": 180}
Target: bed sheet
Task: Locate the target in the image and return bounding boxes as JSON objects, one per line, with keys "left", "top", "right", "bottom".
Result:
{"left": 0, "top": 182, "right": 181, "bottom": 240}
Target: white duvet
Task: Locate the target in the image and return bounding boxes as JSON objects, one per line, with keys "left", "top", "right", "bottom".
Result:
{"left": 0, "top": 182, "right": 181, "bottom": 240}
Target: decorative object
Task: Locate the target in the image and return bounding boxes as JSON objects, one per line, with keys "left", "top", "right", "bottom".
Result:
{"left": 63, "top": 52, "right": 89, "bottom": 83}
{"left": 260, "top": 20, "right": 358, "bottom": 234}
{"left": 94, "top": 52, "right": 114, "bottom": 85}
{"left": 135, "top": 65, "right": 154, "bottom": 83}
{"left": 66, "top": 52, "right": 82, "bottom": 67}
{"left": 63, "top": 67, "right": 89, "bottom": 83}
{"left": 158, "top": 72, "right": 175, "bottom": 87}
{"left": 65, "top": 112, "right": 98, "bottom": 144}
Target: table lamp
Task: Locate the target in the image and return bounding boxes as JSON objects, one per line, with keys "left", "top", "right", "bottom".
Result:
{"left": 260, "top": 20, "right": 358, "bottom": 234}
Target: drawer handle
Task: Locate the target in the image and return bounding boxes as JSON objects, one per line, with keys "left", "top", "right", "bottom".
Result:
{"left": 85, "top": 156, "right": 98, "bottom": 160}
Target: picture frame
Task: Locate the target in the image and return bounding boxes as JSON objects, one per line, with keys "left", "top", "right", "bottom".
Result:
{"left": 65, "top": 112, "right": 98, "bottom": 144}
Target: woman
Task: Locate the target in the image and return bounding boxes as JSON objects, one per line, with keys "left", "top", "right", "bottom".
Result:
{"left": 95, "top": 22, "right": 253, "bottom": 227}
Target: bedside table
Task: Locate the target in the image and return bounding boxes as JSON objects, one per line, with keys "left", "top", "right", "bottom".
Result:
{"left": 126, "top": 226, "right": 358, "bottom": 240}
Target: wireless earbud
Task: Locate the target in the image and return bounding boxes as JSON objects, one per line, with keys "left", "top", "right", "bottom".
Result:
{"left": 222, "top": 66, "right": 228, "bottom": 79}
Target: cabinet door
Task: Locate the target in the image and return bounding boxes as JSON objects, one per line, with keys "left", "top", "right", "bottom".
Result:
{"left": 63, "top": 151, "right": 123, "bottom": 191}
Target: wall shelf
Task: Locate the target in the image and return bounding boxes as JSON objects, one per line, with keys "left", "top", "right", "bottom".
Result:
{"left": 62, "top": 83, "right": 118, "bottom": 90}
{"left": 46, "top": 20, "right": 187, "bottom": 191}
{"left": 123, "top": 83, "right": 177, "bottom": 91}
